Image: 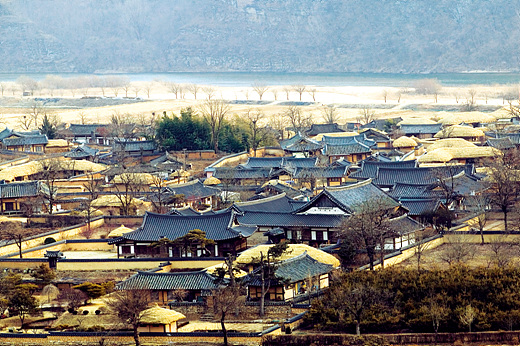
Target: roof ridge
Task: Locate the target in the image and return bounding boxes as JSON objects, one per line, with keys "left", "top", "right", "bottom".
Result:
{"left": 235, "top": 192, "right": 287, "bottom": 206}
{"left": 170, "top": 179, "right": 199, "bottom": 187}
{"left": 325, "top": 178, "right": 372, "bottom": 191}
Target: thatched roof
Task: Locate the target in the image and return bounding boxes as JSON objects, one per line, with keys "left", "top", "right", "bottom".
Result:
{"left": 46, "top": 139, "right": 70, "bottom": 148}
{"left": 91, "top": 195, "right": 144, "bottom": 207}
{"left": 428, "top": 138, "right": 477, "bottom": 150}
{"left": 491, "top": 107, "right": 515, "bottom": 120}
{"left": 203, "top": 176, "right": 221, "bottom": 185}
{"left": 0, "top": 158, "right": 105, "bottom": 182}
{"left": 437, "top": 112, "right": 496, "bottom": 125}
{"left": 140, "top": 304, "right": 185, "bottom": 325}
{"left": 393, "top": 136, "right": 417, "bottom": 148}
{"left": 434, "top": 125, "right": 485, "bottom": 139}
{"left": 397, "top": 117, "right": 437, "bottom": 126}
{"left": 236, "top": 244, "right": 340, "bottom": 267}
{"left": 108, "top": 224, "right": 134, "bottom": 238}
{"left": 313, "top": 132, "right": 359, "bottom": 141}
{"left": 418, "top": 147, "right": 499, "bottom": 163}
{"left": 112, "top": 173, "right": 156, "bottom": 185}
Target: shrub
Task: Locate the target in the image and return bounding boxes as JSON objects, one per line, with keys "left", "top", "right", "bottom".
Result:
{"left": 82, "top": 310, "right": 89, "bottom": 315}
{"left": 285, "top": 326, "right": 292, "bottom": 334}
{"left": 95, "top": 309, "right": 101, "bottom": 315}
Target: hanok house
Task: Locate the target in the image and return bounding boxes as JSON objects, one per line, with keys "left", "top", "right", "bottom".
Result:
{"left": 64, "top": 144, "right": 99, "bottom": 161}
{"left": 116, "top": 270, "right": 220, "bottom": 306}
{"left": 0, "top": 181, "right": 40, "bottom": 214}
{"left": 305, "top": 123, "right": 345, "bottom": 138}
{"left": 237, "top": 179, "right": 408, "bottom": 248}
{"left": 113, "top": 140, "right": 158, "bottom": 157}
{"left": 398, "top": 123, "right": 443, "bottom": 139}
{"left": 246, "top": 253, "right": 334, "bottom": 302}
{"left": 138, "top": 304, "right": 185, "bottom": 333}
{"left": 110, "top": 210, "right": 256, "bottom": 258}
{"left": 2, "top": 133, "right": 48, "bottom": 153}
{"left": 164, "top": 179, "right": 220, "bottom": 209}
{"left": 60, "top": 124, "right": 110, "bottom": 145}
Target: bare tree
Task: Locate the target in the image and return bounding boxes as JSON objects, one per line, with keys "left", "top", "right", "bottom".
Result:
{"left": 80, "top": 173, "right": 101, "bottom": 238}
{"left": 340, "top": 198, "right": 397, "bottom": 270}
{"left": 283, "top": 87, "right": 291, "bottom": 100}
{"left": 357, "top": 108, "right": 375, "bottom": 125}
{"left": 112, "top": 172, "right": 146, "bottom": 216}
{"left": 213, "top": 286, "right": 241, "bottom": 346}
{"left": 283, "top": 106, "right": 311, "bottom": 134}
{"left": 199, "top": 99, "right": 230, "bottom": 153}
{"left": 0, "top": 221, "right": 28, "bottom": 258}
{"left": 308, "top": 88, "right": 317, "bottom": 102}
{"left": 468, "top": 195, "right": 490, "bottom": 245}
{"left": 188, "top": 84, "right": 200, "bottom": 100}
{"left": 243, "top": 88, "right": 250, "bottom": 100}
{"left": 252, "top": 83, "right": 269, "bottom": 100}
{"left": 321, "top": 105, "right": 339, "bottom": 124}
{"left": 462, "top": 88, "right": 478, "bottom": 111}
{"left": 0, "top": 83, "right": 5, "bottom": 97}
{"left": 42, "top": 284, "right": 59, "bottom": 304}
{"left": 414, "top": 78, "right": 442, "bottom": 97}
{"left": 245, "top": 109, "right": 266, "bottom": 157}
{"left": 131, "top": 84, "right": 141, "bottom": 98}
{"left": 439, "top": 235, "right": 474, "bottom": 266}
{"left": 78, "top": 111, "right": 88, "bottom": 125}
{"left": 414, "top": 229, "right": 435, "bottom": 271}
{"left": 106, "top": 289, "right": 151, "bottom": 346}
{"left": 271, "top": 88, "right": 279, "bottom": 101}
{"left": 149, "top": 174, "right": 169, "bottom": 214}
{"left": 166, "top": 82, "right": 180, "bottom": 99}
{"left": 17, "top": 115, "right": 33, "bottom": 131}
{"left": 292, "top": 85, "right": 307, "bottom": 101}
{"left": 382, "top": 89, "right": 389, "bottom": 103}
{"left": 204, "top": 87, "right": 216, "bottom": 100}
{"left": 39, "top": 158, "right": 69, "bottom": 215}
{"left": 487, "top": 236, "right": 514, "bottom": 268}
{"left": 28, "top": 101, "right": 45, "bottom": 128}
{"left": 16, "top": 76, "right": 38, "bottom": 96}
{"left": 485, "top": 150, "right": 520, "bottom": 231}
{"left": 143, "top": 82, "right": 154, "bottom": 99}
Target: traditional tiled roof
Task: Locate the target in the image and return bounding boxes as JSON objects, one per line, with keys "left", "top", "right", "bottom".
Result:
{"left": 64, "top": 145, "right": 99, "bottom": 158}
{"left": 3, "top": 134, "right": 48, "bottom": 146}
{"left": 67, "top": 124, "right": 108, "bottom": 136}
{"left": 169, "top": 206, "right": 204, "bottom": 216}
{"left": 305, "top": 123, "right": 345, "bottom": 136}
{"left": 282, "top": 157, "right": 318, "bottom": 168}
{"left": 399, "top": 123, "right": 443, "bottom": 135}
{"left": 114, "top": 140, "right": 157, "bottom": 152}
{"left": 323, "top": 142, "right": 371, "bottom": 156}
{"left": 321, "top": 134, "right": 376, "bottom": 148}
{"left": 390, "top": 182, "right": 437, "bottom": 199}
{"left": 256, "top": 180, "right": 312, "bottom": 199}
{"left": 388, "top": 214, "right": 425, "bottom": 234}
{"left": 166, "top": 180, "right": 220, "bottom": 199}
{"left": 349, "top": 160, "right": 417, "bottom": 180}
{"left": 284, "top": 138, "right": 323, "bottom": 152}
{"left": 398, "top": 198, "right": 442, "bottom": 216}
{"left": 486, "top": 137, "right": 515, "bottom": 150}
{"left": 292, "top": 166, "right": 348, "bottom": 179}
{"left": 247, "top": 253, "right": 333, "bottom": 286}
{"left": 240, "top": 157, "right": 284, "bottom": 169}
{"left": 280, "top": 133, "right": 303, "bottom": 150}
{"left": 213, "top": 167, "right": 271, "bottom": 180}
{"left": 0, "top": 128, "right": 12, "bottom": 141}
{"left": 117, "top": 270, "right": 219, "bottom": 291}
{"left": 372, "top": 166, "right": 468, "bottom": 187}
{"left": 234, "top": 193, "right": 300, "bottom": 213}
{"left": 296, "top": 179, "right": 399, "bottom": 214}
{"left": 119, "top": 210, "right": 243, "bottom": 242}
{"left": 237, "top": 211, "right": 344, "bottom": 228}
{"left": 0, "top": 181, "right": 39, "bottom": 198}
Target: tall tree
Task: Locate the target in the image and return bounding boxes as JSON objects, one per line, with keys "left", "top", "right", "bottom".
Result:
{"left": 39, "top": 113, "right": 58, "bottom": 139}
{"left": 199, "top": 99, "right": 230, "bottom": 153}
{"left": 80, "top": 172, "right": 101, "bottom": 237}
{"left": 107, "top": 289, "right": 150, "bottom": 346}
{"left": 252, "top": 83, "right": 269, "bottom": 100}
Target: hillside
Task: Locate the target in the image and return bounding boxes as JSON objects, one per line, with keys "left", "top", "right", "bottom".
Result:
{"left": 1, "top": 0, "right": 519, "bottom": 73}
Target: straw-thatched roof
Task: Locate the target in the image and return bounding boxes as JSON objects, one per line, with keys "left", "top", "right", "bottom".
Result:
{"left": 0, "top": 159, "right": 105, "bottom": 182}
{"left": 393, "top": 136, "right": 417, "bottom": 148}
{"left": 434, "top": 125, "right": 485, "bottom": 139}
{"left": 112, "top": 173, "right": 156, "bottom": 185}
{"left": 140, "top": 304, "right": 185, "bottom": 325}
{"left": 46, "top": 139, "right": 70, "bottom": 148}
{"left": 203, "top": 176, "right": 221, "bottom": 185}
{"left": 108, "top": 224, "right": 134, "bottom": 238}
{"left": 91, "top": 195, "right": 144, "bottom": 208}
{"left": 418, "top": 147, "right": 499, "bottom": 163}
{"left": 236, "top": 244, "right": 340, "bottom": 267}
{"left": 428, "top": 138, "right": 477, "bottom": 150}
{"left": 437, "top": 112, "right": 497, "bottom": 126}
{"left": 397, "top": 117, "right": 437, "bottom": 126}
{"left": 490, "top": 107, "right": 514, "bottom": 120}
{"left": 313, "top": 132, "right": 359, "bottom": 142}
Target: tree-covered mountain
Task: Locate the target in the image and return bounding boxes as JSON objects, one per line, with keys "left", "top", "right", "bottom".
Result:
{"left": 1, "top": 0, "right": 519, "bottom": 73}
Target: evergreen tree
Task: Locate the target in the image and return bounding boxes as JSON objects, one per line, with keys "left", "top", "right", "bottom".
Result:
{"left": 39, "top": 114, "right": 57, "bottom": 139}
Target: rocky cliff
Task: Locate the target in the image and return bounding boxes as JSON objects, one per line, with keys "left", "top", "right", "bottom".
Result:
{"left": 0, "top": 0, "right": 519, "bottom": 73}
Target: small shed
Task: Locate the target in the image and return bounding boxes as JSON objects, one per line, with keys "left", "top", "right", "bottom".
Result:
{"left": 138, "top": 304, "right": 185, "bottom": 333}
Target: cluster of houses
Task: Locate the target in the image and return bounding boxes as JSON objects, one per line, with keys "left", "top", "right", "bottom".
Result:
{"left": 0, "top": 108, "right": 516, "bottom": 323}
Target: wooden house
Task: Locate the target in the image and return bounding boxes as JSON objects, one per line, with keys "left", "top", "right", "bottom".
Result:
{"left": 138, "top": 304, "right": 185, "bottom": 333}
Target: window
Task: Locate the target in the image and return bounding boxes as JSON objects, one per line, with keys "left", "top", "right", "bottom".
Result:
{"left": 214, "top": 244, "right": 218, "bottom": 257}
{"left": 323, "top": 231, "right": 328, "bottom": 241}
{"left": 35, "top": 146, "right": 42, "bottom": 152}
{"left": 287, "top": 230, "right": 292, "bottom": 239}
{"left": 311, "top": 231, "right": 317, "bottom": 240}
{"left": 295, "top": 230, "right": 302, "bottom": 240}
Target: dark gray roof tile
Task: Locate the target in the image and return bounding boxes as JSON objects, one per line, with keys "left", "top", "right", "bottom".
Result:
{"left": 117, "top": 270, "right": 219, "bottom": 290}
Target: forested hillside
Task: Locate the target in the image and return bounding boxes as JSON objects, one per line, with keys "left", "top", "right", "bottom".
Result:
{"left": 1, "top": 0, "right": 519, "bottom": 73}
